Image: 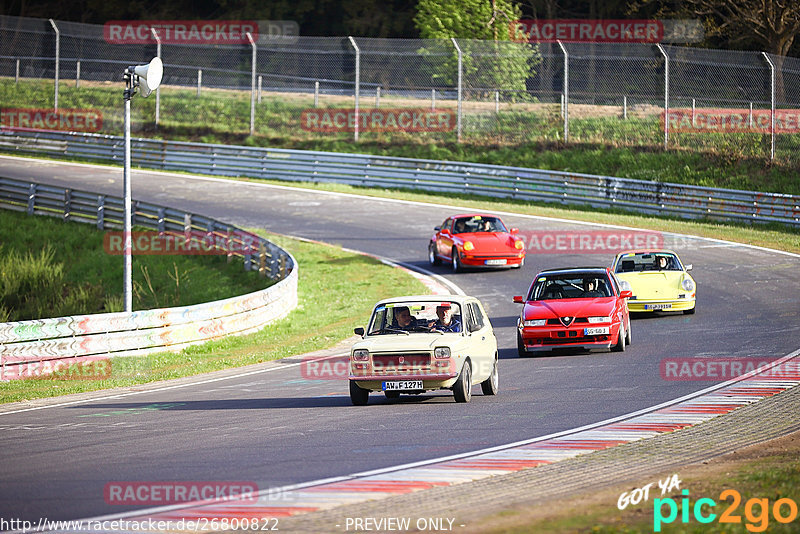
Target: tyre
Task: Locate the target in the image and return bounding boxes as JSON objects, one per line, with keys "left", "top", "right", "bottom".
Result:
{"left": 613, "top": 325, "right": 626, "bottom": 352}
{"left": 349, "top": 381, "right": 369, "bottom": 406}
{"left": 428, "top": 243, "right": 440, "bottom": 266}
{"left": 453, "top": 361, "right": 472, "bottom": 403}
{"left": 451, "top": 248, "right": 461, "bottom": 272}
{"left": 517, "top": 331, "right": 528, "bottom": 358}
{"left": 625, "top": 321, "right": 632, "bottom": 345}
{"left": 683, "top": 306, "right": 696, "bottom": 315}
{"left": 480, "top": 357, "right": 499, "bottom": 396}
{"left": 384, "top": 390, "right": 400, "bottom": 400}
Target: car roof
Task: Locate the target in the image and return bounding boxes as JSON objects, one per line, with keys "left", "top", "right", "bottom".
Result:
{"left": 536, "top": 267, "right": 608, "bottom": 276}
{"left": 373, "top": 294, "right": 473, "bottom": 307}
{"left": 449, "top": 213, "right": 503, "bottom": 220}
{"left": 615, "top": 249, "right": 679, "bottom": 256}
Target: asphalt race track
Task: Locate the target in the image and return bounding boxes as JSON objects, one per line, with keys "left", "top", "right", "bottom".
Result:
{"left": 1, "top": 155, "right": 799, "bottom": 524}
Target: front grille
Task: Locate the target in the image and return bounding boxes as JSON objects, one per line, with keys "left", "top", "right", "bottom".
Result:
{"left": 547, "top": 318, "right": 588, "bottom": 325}
{"left": 372, "top": 352, "right": 431, "bottom": 370}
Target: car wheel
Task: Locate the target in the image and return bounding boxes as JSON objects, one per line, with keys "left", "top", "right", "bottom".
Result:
{"left": 683, "top": 306, "right": 696, "bottom": 315}
{"left": 349, "top": 381, "right": 369, "bottom": 406}
{"left": 625, "top": 321, "right": 632, "bottom": 345}
{"left": 384, "top": 390, "right": 400, "bottom": 400}
{"left": 453, "top": 360, "right": 472, "bottom": 403}
{"left": 613, "top": 325, "right": 626, "bottom": 352}
{"left": 480, "top": 356, "right": 499, "bottom": 396}
{"left": 517, "top": 331, "right": 528, "bottom": 358}
{"left": 428, "top": 243, "right": 440, "bottom": 266}
{"left": 451, "top": 248, "right": 461, "bottom": 272}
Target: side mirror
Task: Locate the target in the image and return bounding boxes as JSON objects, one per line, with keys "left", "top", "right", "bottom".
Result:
{"left": 513, "top": 295, "right": 525, "bottom": 304}
{"left": 434, "top": 226, "right": 441, "bottom": 231}
{"left": 620, "top": 290, "right": 633, "bottom": 299}
{"left": 354, "top": 327, "right": 365, "bottom": 336}
{"left": 685, "top": 264, "right": 693, "bottom": 271}
{"left": 441, "top": 229, "right": 450, "bottom": 235}
{"left": 510, "top": 227, "right": 519, "bottom": 234}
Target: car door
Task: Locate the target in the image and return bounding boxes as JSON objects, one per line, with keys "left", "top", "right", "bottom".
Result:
{"left": 465, "top": 301, "right": 496, "bottom": 382}
{"left": 438, "top": 218, "right": 455, "bottom": 259}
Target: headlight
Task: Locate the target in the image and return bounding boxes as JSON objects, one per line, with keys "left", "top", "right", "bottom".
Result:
{"left": 434, "top": 347, "right": 451, "bottom": 359}
{"left": 587, "top": 316, "right": 611, "bottom": 323}
{"left": 463, "top": 241, "right": 474, "bottom": 251}
{"left": 352, "top": 349, "right": 369, "bottom": 361}
{"left": 523, "top": 319, "right": 546, "bottom": 327}
{"left": 514, "top": 240, "right": 524, "bottom": 250}
{"left": 682, "top": 278, "right": 695, "bottom": 291}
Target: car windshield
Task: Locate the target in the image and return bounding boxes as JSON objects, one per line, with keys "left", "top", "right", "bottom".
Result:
{"left": 452, "top": 216, "right": 507, "bottom": 234}
{"left": 615, "top": 252, "right": 682, "bottom": 273}
{"left": 367, "top": 301, "right": 463, "bottom": 334}
{"left": 529, "top": 274, "right": 612, "bottom": 300}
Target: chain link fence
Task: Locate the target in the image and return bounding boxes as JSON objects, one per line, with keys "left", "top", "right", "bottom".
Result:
{"left": 1, "top": 15, "right": 798, "bottom": 166}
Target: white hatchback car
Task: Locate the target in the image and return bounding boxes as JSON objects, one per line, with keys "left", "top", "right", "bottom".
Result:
{"left": 349, "top": 295, "right": 499, "bottom": 405}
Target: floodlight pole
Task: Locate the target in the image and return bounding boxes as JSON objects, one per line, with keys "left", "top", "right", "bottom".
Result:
{"left": 151, "top": 28, "right": 161, "bottom": 127}
{"left": 123, "top": 70, "right": 134, "bottom": 314}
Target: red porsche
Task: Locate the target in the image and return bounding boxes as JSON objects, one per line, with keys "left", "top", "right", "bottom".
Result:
{"left": 513, "top": 267, "right": 633, "bottom": 356}
{"left": 429, "top": 214, "right": 525, "bottom": 272}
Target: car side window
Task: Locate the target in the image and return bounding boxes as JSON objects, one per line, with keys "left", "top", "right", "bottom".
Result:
{"left": 468, "top": 303, "right": 485, "bottom": 330}
{"left": 442, "top": 219, "right": 453, "bottom": 232}
{"left": 608, "top": 274, "right": 619, "bottom": 294}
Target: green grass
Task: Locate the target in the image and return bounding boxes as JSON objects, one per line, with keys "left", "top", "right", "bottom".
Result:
{"left": 470, "top": 439, "right": 800, "bottom": 533}
{"left": 0, "top": 209, "right": 271, "bottom": 321}
{"left": 3, "top": 78, "right": 799, "bottom": 195}
{"left": 0, "top": 231, "right": 428, "bottom": 403}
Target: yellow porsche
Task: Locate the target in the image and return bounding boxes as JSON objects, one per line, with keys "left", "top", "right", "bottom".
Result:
{"left": 611, "top": 250, "right": 696, "bottom": 314}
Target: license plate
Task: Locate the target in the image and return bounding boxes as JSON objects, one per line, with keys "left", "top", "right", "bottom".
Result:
{"left": 645, "top": 303, "right": 672, "bottom": 310}
{"left": 485, "top": 259, "right": 507, "bottom": 265}
{"left": 584, "top": 326, "right": 610, "bottom": 336}
{"left": 383, "top": 380, "right": 423, "bottom": 391}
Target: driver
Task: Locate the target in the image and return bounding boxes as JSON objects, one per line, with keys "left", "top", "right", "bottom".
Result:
{"left": 393, "top": 306, "right": 416, "bottom": 330}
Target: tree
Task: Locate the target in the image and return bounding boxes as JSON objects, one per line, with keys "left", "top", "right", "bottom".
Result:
{"left": 414, "top": 0, "right": 540, "bottom": 98}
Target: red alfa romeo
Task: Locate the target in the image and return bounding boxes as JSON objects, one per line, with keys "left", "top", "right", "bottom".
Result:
{"left": 513, "top": 267, "right": 632, "bottom": 356}
{"left": 429, "top": 214, "right": 525, "bottom": 272}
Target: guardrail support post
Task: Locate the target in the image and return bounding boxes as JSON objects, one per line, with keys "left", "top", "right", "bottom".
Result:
{"left": 557, "top": 40, "right": 569, "bottom": 142}
{"left": 259, "top": 242, "right": 267, "bottom": 277}
{"left": 451, "top": 38, "right": 462, "bottom": 142}
{"left": 97, "top": 195, "right": 105, "bottom": 230}
{"left": 49, "top": 19, "right": 59, "bottom": 111}
{"left": 348, "top": 36, "right": 360, "bottom": 142}
{"left": 27, "top": 183, "right": 36, "bottom": 215}
{"left": 762, "top": 52, "right": 776, "bottom": 161}
{"left": 657, "top": 43, "right": 669, "bottom": 149}
{"left": 247, "top": 32, "right": 257, "bottom": 136}
{"left": 157, "top": 207, "right": 166, "bottom": 233}
{"left": 64, "top": 188, "right": 72, "bottom": 221}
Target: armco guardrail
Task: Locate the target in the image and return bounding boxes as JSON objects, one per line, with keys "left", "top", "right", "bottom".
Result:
{"left": 0, "top": 177, "right": 297, "bottom": 380}
{"left": 2, "top": 129, "right": 798, "bottom": 227}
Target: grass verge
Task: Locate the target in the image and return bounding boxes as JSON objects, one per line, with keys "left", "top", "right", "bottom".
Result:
{"left": 0, "top": 209, "right": 270, "bottom": 321}
{"left": 467, "top": 430, "right": 800, "bottom": 533}
{"left": 0, "top": 231, "right": 428, "bottom": 404}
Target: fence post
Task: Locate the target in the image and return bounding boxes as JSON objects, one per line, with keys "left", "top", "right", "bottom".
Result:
{"left": 150, "top": 28, "right": 161, "bottom": 128}
{"left": 431, "top": 88, "right": 436, "bottom": 110}
{"left": 246, "top": 32, "right": 257, "bottom": 136}
{"left": 314, "top": 81, "right": 319, "bottom": 107}
{"left": 15, "top": 58, "right": 20, "bottom": 84}
{"left": 762, "top": 52, "right": 776, "bottom": 160}
{"left": 376, "top": 86, "right": 381, "bottom": 108}
{"left": 197, "top": 69, "right": 202, "bottom": 96}
{"left": 451, "top": 37, "right": 462, "bottom": 142}
{"left": 623, "top": 95, "right": 627, "bottom": 119}
{"left": 495, "top": 90, "right": 499, "bottom": 114}
{"left": 691, "top": 98, "right": 696, "bottom": 127}
{"left": 657, "top": 43, "right": 669, "bottom": 149}
{"left": 49, "top": 19, "right": 59, "bottom": 111}
{"left": 749, "top": 102, "right": 753, "bottom": 128}
{"left": 76, "top": 60, "right": 80, "bottom": 88}
{"left": 348, "top": 36, "right": 360, "bottom": 142}
{"left": 557, "top": 40, "right": 568, "bottom": 142}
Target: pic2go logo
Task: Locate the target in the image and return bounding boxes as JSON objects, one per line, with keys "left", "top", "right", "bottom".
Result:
{"left": 654, "top": 489, "right": 798, "bottom": 532}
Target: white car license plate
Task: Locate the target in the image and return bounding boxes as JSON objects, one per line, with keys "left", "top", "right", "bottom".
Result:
{"left": 485, "top": 259, "right": 507, "bottom": 265}
{"left": 584, "top": 326, "right": 610, "bottom": 336}
{"left": 645, "top": 303, "right": 672, "bottom": 310}
{"left": 383, "top": 380, "right": 423, "bottom": 391}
